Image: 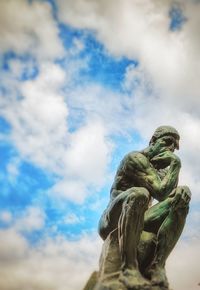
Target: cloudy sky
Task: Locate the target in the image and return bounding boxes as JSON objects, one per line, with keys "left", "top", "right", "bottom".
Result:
{"left": 0, "top": 0, "right": 200, "bottom": 289}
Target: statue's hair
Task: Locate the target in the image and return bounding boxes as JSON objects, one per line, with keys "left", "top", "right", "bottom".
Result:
{"left": 149, "top": 125, "right": 180, "bottom": 145}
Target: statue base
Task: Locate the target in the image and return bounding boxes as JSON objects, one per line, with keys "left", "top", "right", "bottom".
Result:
{"left": 83, "top": 229, "right": 171, "bottom": 290}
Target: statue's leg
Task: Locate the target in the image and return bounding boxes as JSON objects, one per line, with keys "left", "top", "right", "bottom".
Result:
{"left": 144, "top": 185, "right": 191, "bottom": 287}
{"left": 118, "top": 187, "right": 151, "bottom": 289}
{"left": 98, "top": 187, "right": 151, "bottom": 289}
{"left": 118, "top": 188, "right": 149, "bottom": 269}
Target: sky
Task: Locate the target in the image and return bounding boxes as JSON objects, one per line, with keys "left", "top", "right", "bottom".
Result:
{"left": 0, "top": 0, "right": 200, "bottom": 289}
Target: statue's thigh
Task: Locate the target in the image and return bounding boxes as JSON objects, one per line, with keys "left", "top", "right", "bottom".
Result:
{"left": 98, "top": 190, "right": 131, "bottom": 239}
{"left": 144, "top": 198, "right": 171, "bottom": 234}
{"left": 106, "top": 189, "right": 135, "bottom": 224}
{"left": 107, "top": 186, "right": 149, "bottom": 222}
{"left": 99, "top": 188, "right": 140, "bottom": 235}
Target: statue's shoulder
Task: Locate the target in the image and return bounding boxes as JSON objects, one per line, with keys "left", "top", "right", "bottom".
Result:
{"left": 123, "top": 151, "right": 149, "bottom": 170}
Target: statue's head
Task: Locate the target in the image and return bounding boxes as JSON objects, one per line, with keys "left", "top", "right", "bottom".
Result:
{"left": 149, "top": 125, "right": 180, "bottom": 151}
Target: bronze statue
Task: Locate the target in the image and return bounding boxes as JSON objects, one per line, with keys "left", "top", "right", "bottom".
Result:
{"left": 84, "top": 126, "right": 191, "bottom": 290}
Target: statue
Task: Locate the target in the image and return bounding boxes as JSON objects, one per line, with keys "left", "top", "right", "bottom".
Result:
{"left": 84, "top": 126, "right": 191, "bottom": 290}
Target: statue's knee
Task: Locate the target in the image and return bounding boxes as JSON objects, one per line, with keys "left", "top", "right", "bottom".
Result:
{"left": 98, "top": 212, "right": 110, "bottom": 240}
{"left": 135, "top": 187, "right": 150, "bottom": 201}
{"left": 177, "top": 185, "right": 191, "bottom": 193}
{"left": 171, "top": 186, "right": 191, "bottom": 212}
{"left": 126, "top": 187, "right": 149, "bottom": 204}
{"left": 175, "top": 186, "right": 191, "bottom": 202}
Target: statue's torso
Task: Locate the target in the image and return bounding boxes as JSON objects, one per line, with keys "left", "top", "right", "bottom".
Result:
{"left": 110, "top": 151, "right": 144, "bottom": 198}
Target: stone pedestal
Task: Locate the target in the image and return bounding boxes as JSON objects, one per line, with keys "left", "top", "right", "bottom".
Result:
{"left": 83, "top": 229, "right": 170, "bottom": 290}
{"left": 94, "top": 229, "right": 124, "bottom": 290}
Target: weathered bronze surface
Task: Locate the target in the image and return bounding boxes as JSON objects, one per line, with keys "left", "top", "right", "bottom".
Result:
{"left": 84, "top": 126, "right": 191, "bottom": 290}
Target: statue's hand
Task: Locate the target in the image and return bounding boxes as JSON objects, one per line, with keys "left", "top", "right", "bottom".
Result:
{"left": 170, "top": 186, "right": 191, "bottom": 209}
{"left": 151, "top": 150, "right": 181, "bottom": 169}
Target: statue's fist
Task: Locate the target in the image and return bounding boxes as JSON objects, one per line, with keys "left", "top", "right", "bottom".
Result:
{"left": 170, "top": 186, "right": 191, "bottom": 209}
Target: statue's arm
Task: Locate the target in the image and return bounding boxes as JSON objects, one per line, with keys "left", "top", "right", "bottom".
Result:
{"left": 127, "top": 152, "right": 181, "bottom": 201}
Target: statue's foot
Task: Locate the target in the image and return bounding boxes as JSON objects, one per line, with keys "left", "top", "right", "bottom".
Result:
{"left": 119, "top": 268, "right": 151, "bottom": 289}
{"left": 149, "top": 266, "right": 169, "bottom": 288}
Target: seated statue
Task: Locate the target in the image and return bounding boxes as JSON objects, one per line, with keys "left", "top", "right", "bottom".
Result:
{"left": 84, "top": 126, "right": 191, "bottom": 290}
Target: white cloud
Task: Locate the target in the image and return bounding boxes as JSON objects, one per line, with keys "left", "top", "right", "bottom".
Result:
{"left": 6, "top": 157, "right": 21, "bottom": 182}
{"left": 3, "top": 62, "right": 68, "bottom": 170}
{"left": 0, "top": 211, "right": 12, "bottom": 224}
{"left": 57, "top": 0, "right": 200, "bottom": 108}
{"left": 0, "top": 206, "right": 45, "bottom": 235}
{"left": 0, "top": 220, "right": 198, "bottom": 290}
{"left": 1, "top": 59, "right": 114, "bottom": 203}
{"left": 67, "top": 83, "right": 134, "bottom": 134}
{"left": 49, "top": 120, "right": 113, "bottom": 203}
{"left": 63, "top": 213, "right": 84, "bottom": 224}
{"left": 0, "top": 228, "right": 101, "bottom": 290}
{"left": 50, "top": 178, "right": 90, "bottom": 204}
{"left": 0, "top": 229, "right": 29, "bottom": 262}
{"left": 167, "top": 239, "right": 200, "bottom": 290}
{"left": 64, "top": 121, "right": 112, "bottom": 185}
{"left": 0, "top": 0, "right": 64, "bottom": 59}
{"left": 15, "top": 207, "right": 45, "bottom": 232}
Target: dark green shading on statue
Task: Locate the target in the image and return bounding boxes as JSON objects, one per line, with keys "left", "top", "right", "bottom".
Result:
{"left": 84, "top": 126, "right": 191, "bottom": 290}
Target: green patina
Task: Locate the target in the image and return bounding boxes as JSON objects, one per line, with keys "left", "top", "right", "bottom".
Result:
{"left": 84, "top": 126, "right": 191, "bottom": 290}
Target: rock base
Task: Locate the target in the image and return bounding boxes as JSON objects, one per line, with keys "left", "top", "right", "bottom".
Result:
{"left": 83, "top": 229, "right": 170, "bottom": 290}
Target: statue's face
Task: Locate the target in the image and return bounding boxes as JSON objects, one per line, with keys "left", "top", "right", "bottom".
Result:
{"left": 151, "top": 134, "right": 179, "bottom": 157}
{"left": 158, "top": 135, "right": 179, "bottom": 152}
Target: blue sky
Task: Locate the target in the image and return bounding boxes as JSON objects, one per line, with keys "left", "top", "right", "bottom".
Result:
{"left": 0, "top": 1, "right": 200, "bottom": 290}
